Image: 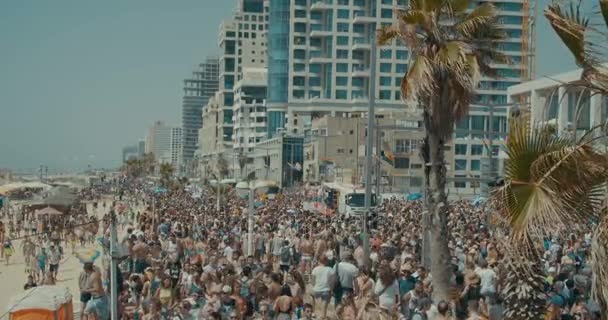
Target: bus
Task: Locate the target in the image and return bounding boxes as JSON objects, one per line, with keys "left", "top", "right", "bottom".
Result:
{"left": 322, "top": 182, "right": 377, "bottom": 217}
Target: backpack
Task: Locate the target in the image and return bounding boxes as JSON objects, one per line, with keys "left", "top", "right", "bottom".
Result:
{"left": 280, "top": 246, "right": 291, "bottom": 264}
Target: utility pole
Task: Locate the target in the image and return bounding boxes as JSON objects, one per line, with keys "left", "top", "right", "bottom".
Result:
{"left": 216, "top": 179, "right": 221, "bottom": 212}
{"left": 109, "top": 208, "right": 119, "bottom": 320}
{"left": 375, "top": 119, "right": 381, "bottom": 196}
{"left": 481, "top": 105, "right": 495, "bottom": 197}
{"left": 247, "top": 188, "right": 255, "bottom": 256}
{"left": 363, "top": 34, "right": 377, "bottom": 265}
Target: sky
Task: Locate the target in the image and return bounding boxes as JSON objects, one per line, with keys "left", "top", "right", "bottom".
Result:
{"left": 0, "top": 0, "right": 579, "bottom": 173}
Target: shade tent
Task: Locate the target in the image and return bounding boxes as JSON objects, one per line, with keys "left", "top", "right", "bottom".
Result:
{"left": 7, "top": 286, "right": 73, "bottom": 320}
{"left": 34, "top": 207, "right": 63, "bottom": 216}
{"left": 28, "top": 186, "right": 78, "bottom": 213}
{"left": 0, "top": 182, "right": 52, "bottom": 195}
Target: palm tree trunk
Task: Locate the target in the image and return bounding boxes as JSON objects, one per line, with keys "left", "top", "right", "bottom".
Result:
{"left": 502, "top": 238, "right": 546, "bottom": 320}
{"left": 425, "top": 132, "right": 453, "bottom": 301}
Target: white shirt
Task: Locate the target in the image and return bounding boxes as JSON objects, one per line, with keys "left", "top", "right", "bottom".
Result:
{"left": 476, "top": 267, "right": 497, "bottom": 294}
{"left": 224, "top": 246, "right": 234, "bottom": 261}
{"left": 374, "top": 280, "right": 399, "bottom": 310}
{"left": 334, "top": 262, "right": 359, "bottom": 289}
{"left": 311, "top": 266, "right": 334, "bottom": 292}
{"left": 49, "top": 249, "right": 61, "bottom": 265}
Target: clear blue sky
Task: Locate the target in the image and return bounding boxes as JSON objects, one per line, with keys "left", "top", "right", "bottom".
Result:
{"left": 0, "top": 0, "right": 577, "bottom": 172}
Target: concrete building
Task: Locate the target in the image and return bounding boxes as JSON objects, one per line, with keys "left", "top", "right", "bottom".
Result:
{"left": 233, "top": 69, "right": 268, "bottom": 152}
{"left": 251, "top": 134, "right": 304, "bottom": 187}
{"left": 145, "top": 121, "right": 183, "bottom": 167}
{"left": 182, "top": 58, "right": 219, "bottom": 165}
{"left": 261, "top": 0, "right": 527, "bottom": 196}
{"left": 122, "top": 145, "right": 139, "bottom": 162}
{"left": 303, "top": 114, "right": 428, "bottom": 193}
{"left": 508, "top": 67, "right": 608, "bottom": 137}
{"left": 208, "top": 0, "right": 269, "bottom": 158}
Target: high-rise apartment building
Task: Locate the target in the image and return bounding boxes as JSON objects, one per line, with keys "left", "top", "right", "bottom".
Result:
{"left": 145, "top": 121, "right": 182, "bottom": 167}
{"left": 262, "top": 0, "right": 528, "bottom": 195}
{"left": 201, "top": 0, "right": 269, "bottom": 160}
{"left": 233, "top": 68, "right": 268, "bottom": 155}
{"left": 220, "top": 0, "right": 268, "bottom": 147}
{"left": 182, "top": 58, "right": 219, "bottom": 164}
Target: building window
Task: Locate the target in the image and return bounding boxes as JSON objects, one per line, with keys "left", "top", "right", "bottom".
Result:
{"left": 394, "top": 157, "right": 410, "bottom": 169}
{"left": 455, "top": 144, "right": 467, "bottom": 155}
{"left": 337, "top": 49, "right": 349, "bottom": 59}
{"left": 396, "top": 50, "right": 408, "bottom": 59}
{"left": 336, "top": 76, "right": 348, "bottom": 86}
{"left": 337, "top": 9, "right": 350, "bottom": 19}
{"left": 380, "top": 50, "right": 392, "bottom": 59}
{"left": 471, "top": 145, "right": 483, "bottom": 155}
{"left": 337, "top": 63, "right": 349, "bottom": 73}
{"left": 455, "top": 159, "right": 467, "bottom": 171}
{"left": 396, "top": 64, "right": 407, "bottom": 73}
{"left": 380, "top": 63, "right": 392, "bottom": 73}
{"left": 349, "top": 130, "right": 354, "bottom": 135}
{"left": 395, "top": 139, "right": 410, "bottom": 153}
{"left": 337, "top": 23, "right": 349, "bottom": 32}
{"left": 337, "top": 148, "right": 345, "bottom": 154}
{"left": 454, "top": 175, "right": 467, "bottom": 188}
{"left": 410, "top": 177, "right": 423, "bottom": 187}
{"left": 337, "top": 36, "right": 349, "bottom": 45}
{"left": 379, "top": 76, "right": 392, "bottom": 86}
{"left": 381, "top": 9, "right": 393, "bottom": 18}
{"left": 379, "top": 90, "right": 391, "bottom": 100}
{"left": 470, "top": 160, "right": 481, "bottom": 171}
{"left": 336, "top": 90, "right": 348, "bottom": 99}
{"left": 411, "top": 163, "right": 422, "bottom": 169}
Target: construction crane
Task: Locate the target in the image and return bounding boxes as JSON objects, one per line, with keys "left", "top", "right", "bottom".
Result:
{"left": 521, "top": 0, "right": 538, "bottom": 81}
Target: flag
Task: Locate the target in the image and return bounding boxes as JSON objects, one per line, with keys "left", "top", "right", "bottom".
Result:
{"left": 380, "top": 142, "right": 394, "bottom": 165}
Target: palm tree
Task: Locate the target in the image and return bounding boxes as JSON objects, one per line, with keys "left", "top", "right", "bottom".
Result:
{"left": 377, "top": 0, "right": 508, "bottom": 300}
{"left": 494, "top": 119, "right": 608, "bottom": 319}
{"left": 545, "top": 0, "right": 608, "bottom": 97}
{"left": 159, "top": 163, "right": 174, "bottom": 188}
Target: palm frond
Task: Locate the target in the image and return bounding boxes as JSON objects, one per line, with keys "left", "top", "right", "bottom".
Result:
{"left": 446, "top": 0, "right": 471, "bottom": 15}
{"left": 400, "top": 55, "right": 435, "bottom": 99}
{"left": 455, "top": 3, "right": 498, "bottom": 37}
{"left": 377, "top": 24, "right": 401, "bottom": 46}
{"left": 545, "top": 3, "right": 589, "bottom": 67}
{"left": 601, "top": 0, "right": 608, "bottom": 29}
{"left": 496, "top": 119, "right": 608, "bottom": 249}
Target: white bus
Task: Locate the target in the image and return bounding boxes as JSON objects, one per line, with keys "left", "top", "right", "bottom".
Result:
{"left": 322, "top": 182, "right": 377, "bottom": 217}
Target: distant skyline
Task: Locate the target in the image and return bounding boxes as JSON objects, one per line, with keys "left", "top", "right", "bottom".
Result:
{"left": 0, "top": 0, "right": 578, "bottom": 172}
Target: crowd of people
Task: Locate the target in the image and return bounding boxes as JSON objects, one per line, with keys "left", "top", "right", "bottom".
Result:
{"left": 71, "top": 176, "right": 600, "bottom": 320}
{"left": 1, "top": 175, "right": 600, "bottom": 320}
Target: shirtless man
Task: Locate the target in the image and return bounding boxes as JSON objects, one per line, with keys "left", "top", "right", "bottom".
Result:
{"left": 299, "top": 233, "right": 314, "bottom": 274}
{"left": 83, "top": 265, "right": 109, "bottom": 320}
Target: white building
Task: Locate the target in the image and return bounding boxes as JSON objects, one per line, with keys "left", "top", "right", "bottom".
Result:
{"left": 203, "top": 0, "right": 269, "bottom": 159}
{"left": 508, "top": 67, "right": 608, "bottom": 137}
{"left": 145, "top": 121, "right": 183, "bottom": 167}
{"left": 233, "top": 68, "right": 268, "bottom": 154}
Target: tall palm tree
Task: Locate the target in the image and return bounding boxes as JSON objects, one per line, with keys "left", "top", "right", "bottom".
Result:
{"left": 495, "top": 119, "right": 608, "bottom": 319}
{"left": 378, "top": 0, "right": 508, "bottom": 300}
{"left": 159, "top": 163, "right": 174, "bottom": 188}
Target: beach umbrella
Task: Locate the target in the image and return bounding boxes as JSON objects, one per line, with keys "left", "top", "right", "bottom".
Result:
{"left": 407, "top": 193, "right": 423, "bottom": 201}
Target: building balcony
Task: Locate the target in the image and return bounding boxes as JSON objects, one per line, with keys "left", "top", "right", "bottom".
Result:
{"left": 353, "top": 11, "right": 375, "bottom": 23}
{"left": 352, "top": 66, "right": 370, "bottom": 77}
{"left": 311, "top": 0, "right": 331, "bottom": 10}
{"left": 310, "top": 29, "right": 333, "bottom": 37}
{"left": 310, "top": 56, "right": 333, "bottom": 63}
{"left": 352, "top": 37, "right": 371, "bottom": 50}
